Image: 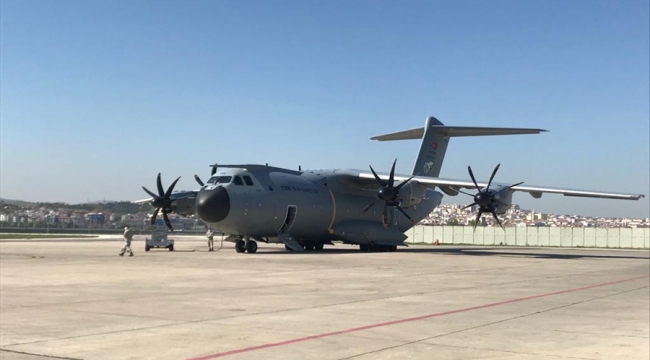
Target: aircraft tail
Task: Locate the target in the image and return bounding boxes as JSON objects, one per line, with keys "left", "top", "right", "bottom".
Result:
{"left": 370, "top": 116, "right": 546, "bottom": 177}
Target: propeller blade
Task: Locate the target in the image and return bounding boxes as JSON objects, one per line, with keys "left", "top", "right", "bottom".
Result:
{"left": 468, "top": 166, "right": 481, "bottom": 191}
{"left": 473, "top": 209, "right": 483, "bottom": 231}
{"left": 163, "top": 212, "right": 173, "bottom": 231}
{"left": 395, "top": 205, "right": 413, "bottom": 221}
{"left": 458, "top": 189, "right": 475, "bottom": 197}
{"left": 463, "top": 202, "right": 477, "bottom": 209}
{"left": 150, "top": 208, "right": 160, "bottom": 226}
{"left": 486, "top": 164, "right": 500, "bottom": 191}
{"left": 156, "top": 173, "right": 165, "bottom": 197}
{"left": 491, "top": 211, "right": 504, "bottom": 230}
{"left": 509, "top": 181, "right": 524, "bottom": 188}
{"left": 142, "top": 186, "right": 158, "bottom": 199}
{"left": 393, "top": 174, "right": 417, "bottom": 192}
{"left": 164, "top": 176, "right": 181, "bottom": 199}
{"left": 382, "top": 203, "right": 389, "bottom": 228}
{"left": 494, "top": 181, "right": 524, "bottom": 196}
{"left": 388, "top": 159, "right": 397, "bottom": 186}
{"left": 369, "top": 165, "right": 385, "bottom": 187}
{"left": 194, "top": 174, "right": 204, "bottom": 187}
{"left": 362, "top": 198, "right": 382, "bottom": 214}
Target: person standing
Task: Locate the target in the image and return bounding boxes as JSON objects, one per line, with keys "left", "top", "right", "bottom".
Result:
{"left": 120, "top": 225, "right": 134, "bottom": 256}
{"left": 206, "top": 227, "right": 214, "bottom": 251}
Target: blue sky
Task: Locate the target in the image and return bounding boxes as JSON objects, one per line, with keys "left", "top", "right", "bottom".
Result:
{"left": 1, "top": 0, "right": 648, "bottom": 218}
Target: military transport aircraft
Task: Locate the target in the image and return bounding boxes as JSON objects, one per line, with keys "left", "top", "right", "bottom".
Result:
{"left": 138, "top": 116, "right": 644, "bottom": 253}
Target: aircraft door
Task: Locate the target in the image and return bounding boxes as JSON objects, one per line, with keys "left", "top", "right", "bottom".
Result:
{"left": 279, "top": 205, "right": 297, "bottom": 233}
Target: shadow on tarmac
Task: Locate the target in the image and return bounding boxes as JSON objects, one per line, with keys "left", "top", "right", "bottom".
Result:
{"left": 251, "top": 246, "right": 650, "bottom": 260}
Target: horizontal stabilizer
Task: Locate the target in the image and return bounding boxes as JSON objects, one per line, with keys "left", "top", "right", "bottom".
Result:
{"left": 371, "top": 126, "right": 547, "bottom": 141}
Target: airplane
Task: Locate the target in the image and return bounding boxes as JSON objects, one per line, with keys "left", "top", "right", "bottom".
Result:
{"left": 137, "top": 116, "right": 645, "bottom": 254}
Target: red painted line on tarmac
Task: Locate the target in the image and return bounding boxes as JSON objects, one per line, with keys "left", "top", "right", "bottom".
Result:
{"left": 187, "top": 275, "right": 649, "bottom": 360}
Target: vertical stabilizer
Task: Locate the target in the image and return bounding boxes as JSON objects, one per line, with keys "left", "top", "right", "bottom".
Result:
{"left": 411, "top": 116, "right": 449, "bottom": 177}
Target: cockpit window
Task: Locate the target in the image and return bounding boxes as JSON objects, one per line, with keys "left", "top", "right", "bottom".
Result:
{"left": 242, "top": 176, "right": 254, "bottom": 186}
{"left": 233, "top": 176, "right": 244, "bottom": 186}
{"left": 207, "top": 176, "right": 232, "bottom": 184}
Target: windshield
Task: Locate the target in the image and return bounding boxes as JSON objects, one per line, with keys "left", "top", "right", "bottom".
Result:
{"left": 207, "top": 176, "right": 232, "bottom": 184}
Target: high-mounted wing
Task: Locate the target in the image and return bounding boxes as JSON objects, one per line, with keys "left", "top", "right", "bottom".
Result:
{"left": 357, "top": 171, "right": 644, "bottom": 200}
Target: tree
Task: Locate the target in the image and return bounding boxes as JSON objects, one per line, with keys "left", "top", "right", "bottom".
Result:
{"left": 447, "top": 219, "right": 459, "bottom": 226}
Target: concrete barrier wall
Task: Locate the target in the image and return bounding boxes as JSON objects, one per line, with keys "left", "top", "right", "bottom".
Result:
{"left": 404, "top": 226, "right": 650, "bottom": 249}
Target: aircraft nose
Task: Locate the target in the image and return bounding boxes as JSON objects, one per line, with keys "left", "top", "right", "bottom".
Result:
{"left": 196, "top": 186, "right": 230, "bottom": 223}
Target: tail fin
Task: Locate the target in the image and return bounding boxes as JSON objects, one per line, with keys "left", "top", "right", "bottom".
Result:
{"left": 370, "top": 116, "right": 546, "bottom": 177}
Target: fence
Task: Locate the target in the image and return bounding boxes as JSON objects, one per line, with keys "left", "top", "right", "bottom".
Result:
{"left": 404, "top": 226, "right": 650, "bottom": 249}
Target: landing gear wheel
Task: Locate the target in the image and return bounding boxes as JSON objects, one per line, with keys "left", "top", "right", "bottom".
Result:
{"left": 360, "top": 244, "right": 369, "bottom": 252}
{"left": 235, "top": 239, "right": 246, "bottom": 253}
{"left": 145, "top": 245, "right": 150, "bottom": 251}
{"left": 168, "top": 244, "right": 174, "bottom": 251}
{"left": 388, "top": 245, "right": 397, "bottom": 252}
{"left": 314, "top": 243, "right": 324, "bottom": 251}
{"left": 245, "top": 240, "right": 258, "bottom": 253}
{"left": 304, "top": 244, "right": 314, "bottom": 251}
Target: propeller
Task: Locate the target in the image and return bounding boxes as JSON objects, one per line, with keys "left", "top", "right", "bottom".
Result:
{"left": 193, "top": 164, "right": 217, "bottom": 187}
{"left": 362, "top": 159, "right": 417, "bottom": 228}
{"left": 142, "top": 173, "right": 181, "bottom": 231}
{"left": 460, "top": 164, "right": 523, "bottom": 230}
{"left": 194, "top": 174, "right": 204, "bottom": 187}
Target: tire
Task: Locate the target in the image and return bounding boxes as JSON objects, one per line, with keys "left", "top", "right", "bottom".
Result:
{"left": 145, "top": 245, "right": 150, "bottom": 252}
{"left": 235, "top": 239, "right": 246, "bottom": 253}
{"left": 314, "top": 243, "right": 324, "bottom": 251}
{"left": 304, "top": 244, "right": 314, "bottom": 251}
{"left": 245, "top": 240, "right": 258, "bottom": 253}
{"left": 168, "top": 244, "right": 174, "bottom": 251}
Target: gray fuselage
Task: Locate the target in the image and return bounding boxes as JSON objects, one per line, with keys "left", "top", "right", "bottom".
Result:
{"left": 194, "top": 166, "right": 442, "bottom": 244}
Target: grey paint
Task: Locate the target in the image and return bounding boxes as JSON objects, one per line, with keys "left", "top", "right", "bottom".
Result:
{"left": 411, "top": 116, "right": 450, "bottom": 177}
{"left": 194, "top": 166, "right": 441, "bottom": 246}
{"left": 142, "top": 115, "right": 643, "bottom": 252}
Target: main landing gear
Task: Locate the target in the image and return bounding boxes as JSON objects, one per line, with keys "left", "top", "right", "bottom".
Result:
{"left": 235, "top": 237, "right": 257, "bottom": 254}
{"left": 359, "top": 244, "right": 397, "bottom": 252}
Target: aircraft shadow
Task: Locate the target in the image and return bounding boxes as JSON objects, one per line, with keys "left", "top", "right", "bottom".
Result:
{"left": 256, "top": 246, "right": 650, "bottom": 260}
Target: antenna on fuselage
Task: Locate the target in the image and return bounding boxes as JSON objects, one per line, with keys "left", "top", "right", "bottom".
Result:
{"left": 299, "top": 165, "right": 301, "bottom": 171}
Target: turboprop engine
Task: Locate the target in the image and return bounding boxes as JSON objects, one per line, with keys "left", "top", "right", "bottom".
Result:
{"left": 485, "top": 185, "right": 514, "bottom": 215}
{"left": 461, "top": 163, "right": 523, "bottom": 230}
{"left": 395, "top": 179, "right": 428, "bottom": 207}
{"left": 361, "top": 159, "right": 425, "bottom": 227}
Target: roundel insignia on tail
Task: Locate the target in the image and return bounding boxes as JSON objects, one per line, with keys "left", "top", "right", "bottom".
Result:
{"left": 431, "top": 142, "right": 438, "bottom": 150}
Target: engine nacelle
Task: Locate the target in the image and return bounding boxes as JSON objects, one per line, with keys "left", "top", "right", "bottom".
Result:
{"left": 490, "top": 185, "right": 514, "bottom": 214}
{"left": 396, "top": 180, "right": 428, "bottom": 208}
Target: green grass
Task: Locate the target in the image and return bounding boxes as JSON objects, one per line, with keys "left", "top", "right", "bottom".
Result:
{"left": 0, "top": 234, "right": 98, "bottom": 240}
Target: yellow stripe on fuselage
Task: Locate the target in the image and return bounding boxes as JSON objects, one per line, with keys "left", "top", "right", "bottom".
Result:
{"left": 327, "top": 190, "right": 336, "bottom": 234}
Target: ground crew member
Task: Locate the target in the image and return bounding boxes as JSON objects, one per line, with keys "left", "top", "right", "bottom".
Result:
{"left": 206, "top": 227, "right": 214, "bottom": 251}
{"left": 119, "top": 225, "right": 134, "bottom": 256}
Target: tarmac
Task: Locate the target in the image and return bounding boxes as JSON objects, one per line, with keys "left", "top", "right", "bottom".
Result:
{"left": 0, "top": 235, "right": 648, "bottom": 360}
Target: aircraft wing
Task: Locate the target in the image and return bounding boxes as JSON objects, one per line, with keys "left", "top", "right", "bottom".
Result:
{"left": 357, "top": 172, "right": 645, "bottom": 200}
